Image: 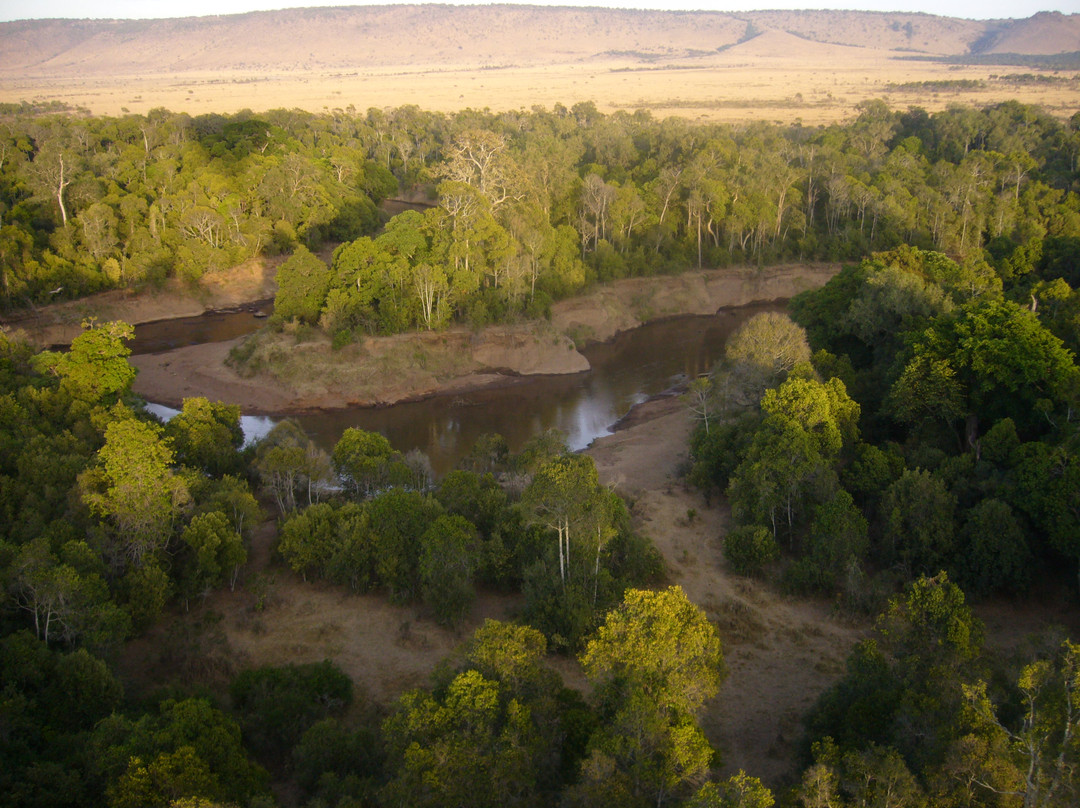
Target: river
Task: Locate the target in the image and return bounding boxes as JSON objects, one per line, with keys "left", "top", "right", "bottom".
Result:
{"left": 140, "top": 302, "right": 783, "bottom": 474}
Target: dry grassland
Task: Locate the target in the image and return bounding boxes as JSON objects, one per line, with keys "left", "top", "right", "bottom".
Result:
{"left": 3, "top": 31, "right": 1077, "bottom": 125}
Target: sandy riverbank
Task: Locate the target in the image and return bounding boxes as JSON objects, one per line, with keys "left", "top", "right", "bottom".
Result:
{"left": 128, "top": 263, "right": 839, "bottom": 413}
{"left": 0, "top": 255, "right": 283, "bottom": 347}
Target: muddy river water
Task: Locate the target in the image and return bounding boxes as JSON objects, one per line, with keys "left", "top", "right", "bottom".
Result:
{"left": 138, "top": 301, "right": 783, "bottom": 473}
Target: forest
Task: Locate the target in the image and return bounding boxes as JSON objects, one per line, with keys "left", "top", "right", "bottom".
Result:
{"left": 1, "top": 97, "right": 1080, "bottom": 806}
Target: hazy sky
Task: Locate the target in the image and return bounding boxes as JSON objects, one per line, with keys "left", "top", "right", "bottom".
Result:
{"left": 0, "top": 1, "right": 1072, "bottom": 24}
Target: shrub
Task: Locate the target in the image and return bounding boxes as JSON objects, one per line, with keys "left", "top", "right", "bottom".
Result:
{"left": 723, "top": 525, "right": 779, "bottom": 577}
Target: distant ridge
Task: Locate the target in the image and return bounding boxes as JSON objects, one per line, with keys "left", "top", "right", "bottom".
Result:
{"left": 1, "top": 6, "right": 1077, "bottom": 78}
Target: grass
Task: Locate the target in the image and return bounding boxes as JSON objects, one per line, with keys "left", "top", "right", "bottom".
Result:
{"left": 6, "top": 48, "right": 1075, "bottom": 126}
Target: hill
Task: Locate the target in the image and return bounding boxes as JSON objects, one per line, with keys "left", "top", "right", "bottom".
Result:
{"left": 0, "top": 6, "right": 1077, "bottom": 123}
{"left": 2, "top": 6, "right": 1076, "bottom": 77}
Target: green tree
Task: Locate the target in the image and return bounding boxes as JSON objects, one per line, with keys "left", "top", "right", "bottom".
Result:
{"left": 575, "top": 586, "right": 724, "bottom": 807}
{"left": 522, "top": 453, "right": 610, "bottom": 590}
{"left": 880, "top": 469, "right": 957, "bottom": 575}
{"left": 331, "top": 426, "right": 395, "bottom": 498}
{"left": 689, "top": 772, "right": 775, "bottom": 808}
{"left": 714, "top": 311, "right": 811, "bottom": 412}
{"left": 419, "top": 513, "right": 479, "bottom": 626}
{"left": 381, "top": 669, "right": 541, "bottom": 808}
{"left": 723, "top": 525, "right": 780, "bottom": 578}
{"left": 229, "top": 661, "right": 353, "bottom": 767}
{"left": 273, "top": 245, "right": 330, "bottom": 324}
{"left": 41, "top": 320, "right": 136, "bottom": 404}
{"left": 277, "top": 502, "right": 337, "bottom": 582}
{"left": 581, "top": 585, "right": 724, "bottom": 719}
{"left": 958, "top": 641, "right": 1080, "bottom": 808}
{"left": 80, "top": 417, "right": 190, "bottom": 569}
{"left": 957, "top": 498, "right": 1031, "bottom": 597}
{"left": 179, "top": 511, "right": 246, "bottom": 603}
{"left": 164, "top": 397, "right": 243, "bottom": 477}
{"left": 367, "top": 487, "right": 444, "bottom": 602}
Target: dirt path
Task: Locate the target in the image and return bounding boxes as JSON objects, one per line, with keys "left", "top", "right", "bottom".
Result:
{"left": 588, "top": 397, "right": 866, "bottom": 786}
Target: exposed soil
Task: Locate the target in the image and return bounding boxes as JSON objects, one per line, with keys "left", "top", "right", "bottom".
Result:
{"left": 0, "top": 255, "right": 281, "bottom": 347}
{"left": 586, "top": 395, "right": 866, "bottom": 784}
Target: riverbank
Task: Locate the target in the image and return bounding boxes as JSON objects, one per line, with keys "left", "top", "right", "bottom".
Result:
{"left": 129, "top": 262, "right": 839, "bottom": 413}
{"left": 0, "top": 254, "right": 282, "bottom": 347}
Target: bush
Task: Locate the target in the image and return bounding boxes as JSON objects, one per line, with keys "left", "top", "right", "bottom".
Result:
{"left": 723, "top": 525, "right": 779, "bottom": 577}
{"left": 229, "top": 661, "right": 353, "bottom": 765}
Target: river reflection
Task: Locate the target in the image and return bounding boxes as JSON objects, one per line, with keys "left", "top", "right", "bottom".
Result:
{"left": 145, "top": 302, "right": 783, "bottom": 474}
{"left": 128, "top": 303, "right": 273, "bottom": 355}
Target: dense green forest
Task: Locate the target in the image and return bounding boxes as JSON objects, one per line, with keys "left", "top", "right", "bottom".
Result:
{"left": 2, "top": 100, "right": 1079, "bottom": 333}
{"left": 2, "top": 98, "right": 1080, "bottom": 806}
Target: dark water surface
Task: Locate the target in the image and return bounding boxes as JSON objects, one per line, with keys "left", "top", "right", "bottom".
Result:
{"left": 144, "top": 301, "right": 783, "bottom": 474}
{"left": 128, "top": 302, "right": 273, "bottom": 355}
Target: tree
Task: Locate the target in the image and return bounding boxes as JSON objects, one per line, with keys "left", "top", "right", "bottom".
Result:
{"left": 381, "top": 669, "right": 541, "bottom": 808}
{"left": 180, "top": 511, "right": 246, "bottom": 602}
{"left": 522, "top": 453, "right": 611, "bottom": 591}
{"left": 42, "top": 320, "right": 136, "bottom": 403}
{"left": 331, "top": 427, "right": 395, "bottom": 498}
{"left": 800, "top": 488, "right": 869, "bottom": 593}
{"left": 723, "top": 525, "right": 780, "bottom": 578}
{"left": 164, "top": 397, "right": 243, "bottom": 477}
{"left": 273, "top": 245, "right": 330, "bottom": 324}
{"left": 80, "top": 417, "right": 190, "bottom": 569}
{"left": 575, "top": 586, "right": 724, "bottom": 807}
{"left": 367, "top": 487, "right": 444, "bottom": 603}
{"left": 277, "top": 502, "right": 338, "bottom": 582}
{"left": 580, "top": 586, "right": 725, "bottom": 719}
{"left": 682, "top": 376, "right": 715, "bottom": 434}
{"left": 689, "top": 772, "right": 775, "bottom": 808}
{"left": 714, "top": 312, "right": 811, "bottom": 412}
{"left": 957, "top": 498, "right": 1030, "bottom": 597}
{"left": 229, "top": 661, "right": 353, "bottom": 767}
{"left": 419, "top": 514, "right": 480, "bottom": 627}
{"left": 796, "top": 739, "right": 927, "bottom": 808}
{"left": 90, "top": 697, "right": 267, "bottom": 806}
{"left": 5, "top": 537, "right": 127, "bottom": 647}
{"left": 880, "top": 469, "right": 957, "bottom": 576}
{"left": 959, "top": 641, "right": 1080, "bottom": 808}
{"left": 894, "top": 300, "right": 1080, "bottom": 438}
{"left": 254, "top": 419, "right": 330, "bottom": 513}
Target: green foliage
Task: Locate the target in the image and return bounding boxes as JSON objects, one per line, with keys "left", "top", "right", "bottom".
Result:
{"left": 574, "top": 587, "right": 724, "bottom": 807}
{"left": 723, "top": 525, "right": 779, "bottom": 578}
{"left": 229, "top": 660, "right": 353, "bottom": 766}
{"left": 331, "top": 426, "right": 395, "bottom": 498}
{"left": 581, "top": 586, "right": 725, "bottom": 718}
{"left": 80, "top": 416, "right": 190, "bottom": 570}
{"left": 164, "top": 397, "right": 243, "bottom": 477}
{"left": 688, "top": 772, "right": 775, "bottom": 808}
{"left": 956, "top": 498, "right": 1031, "bottom": 596}
{"left": 894, "top": 298, "right": 1080, "bottom": 438}
{"left": 45, "top": 320, "right": 137, "bottom": 404}
{"left": 277, "top": 502, "right": 338, "bottom": 581}
{"left": 274, "top": 245, "right": 331, "bottom": 324}
{"left": 291, "top": 717, "right": 381, "bottom": 805}
{"left": 713, "top": 311, "right": 811, "bottom": 411}
{"left": 381, "top": 669, "right": 542, "bottom": 808}
{"left": 89, "top": 697, "right": 268, "bottom": 807}
{"left": 419, "top": 514, "right": 480, "bottom": 626}
{"left": 0, "top": 632, "right": 124, "bottom": 806}
{"left": 879, "top": 469, "right": 957, "bottom": 576}
{"left": 805, "top": 573, "right": 986, "bottom": 783}
{"left": 253, "top": 418, "right": 332, "bottom": 513}
{"left": 180, "top": 511, "right": 246, "bottom": 602}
